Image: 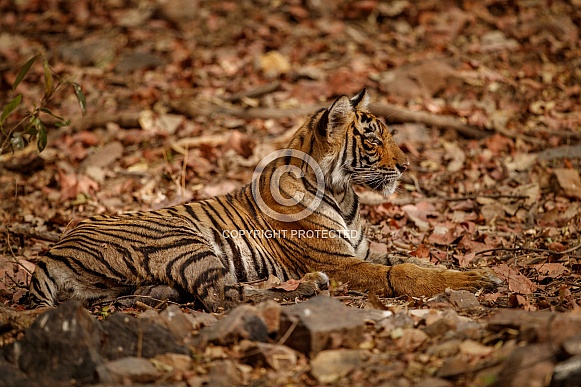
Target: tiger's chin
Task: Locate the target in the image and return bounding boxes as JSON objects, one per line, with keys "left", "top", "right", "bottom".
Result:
{"left": 380, "top": 181, "right": 399, "bottom": 196}
{"left": 357, "top": 180, "right": 399, "bottom": 197}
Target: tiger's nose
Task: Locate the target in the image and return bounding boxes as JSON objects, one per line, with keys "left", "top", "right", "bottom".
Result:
{"left": 396, "top": 161, "right": 409, "bottom": 173}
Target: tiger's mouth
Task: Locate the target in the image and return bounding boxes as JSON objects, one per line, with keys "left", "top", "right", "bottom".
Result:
{"left": 345, "top": 167, "right": 402, "bottom": 196}
{"left": 362, "top": 175, "right": 399, "bottom": 196}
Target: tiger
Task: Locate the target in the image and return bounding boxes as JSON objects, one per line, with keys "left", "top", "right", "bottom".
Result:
{"left": 29, "top": 89, "right": 498, "bottom": 311}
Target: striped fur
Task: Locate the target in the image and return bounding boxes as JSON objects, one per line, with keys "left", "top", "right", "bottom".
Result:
{"left": 29, "top": 89, "right": 497, "bottom": 311}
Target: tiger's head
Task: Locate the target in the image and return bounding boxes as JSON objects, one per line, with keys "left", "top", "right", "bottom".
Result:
{"left": 301, "top": 89, "right": 408, "bottom": 197}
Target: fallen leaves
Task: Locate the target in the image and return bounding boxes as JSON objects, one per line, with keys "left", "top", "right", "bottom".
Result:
{"left": 493, "top": 263, "right": 537, "bottom": 295}
{"left": 551, "top": 168, "right": 581, "bottom": 200}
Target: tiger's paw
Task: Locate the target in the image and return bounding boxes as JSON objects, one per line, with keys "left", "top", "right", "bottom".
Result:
{"left": 116, "top": 285, "right": 183, "bottom": 308}
{"left": 388, "top": 264, "right": 502, "bottom": 298}
{"left": 242, "top": 272, "right": 329, "bottom": 304}
{"left": 441, "top": 268, "right": 503, "bottom": 293}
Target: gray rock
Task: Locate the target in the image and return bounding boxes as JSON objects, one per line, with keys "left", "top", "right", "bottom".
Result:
{"left": 100, "top": 312, "right": 189, "bottom": 359}
{"left": 446, "top": 289, "right": 481, "bottom": 310}
{"left": 497, "top": 343, "right": 555, "bottom": 386}
{"left": 13, "top": 301, "right": 103, "bottom": 383}
{"left": 255, "top": 300, "right": 282, "bottom": 335}
{"left": 207, "top": 360, "right": 241, "bottom": 387}
{"left": 159, "top": 304, "right": 193, "bottom": 339}
{"left": 422, "top": 317, "right": 455, "bottom": 338}
{"left": 96, "top": 356, "right": 159, "bottom": 384}
{"left": 195, "top": 304, "right": 268, "bottom": 347}
{"left": 278, "top": 296, "right": 372, "bottom": 357}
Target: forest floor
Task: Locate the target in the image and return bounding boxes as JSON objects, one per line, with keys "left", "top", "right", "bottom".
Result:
{"left": 0, "top": 0, "right": 580, "bottom": 386}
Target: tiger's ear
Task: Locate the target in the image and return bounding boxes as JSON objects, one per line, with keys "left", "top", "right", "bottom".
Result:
{"left": 317, "top": 95, "right": 353, "bottom": 140}
{"left": 350, "top": 88, "right": 370, "bottom": 111}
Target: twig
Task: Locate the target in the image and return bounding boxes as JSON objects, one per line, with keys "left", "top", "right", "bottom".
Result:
{"left": 45, "top": 97, "right": 491, "bottom": 139}
{"left": 170, "top": 99, "right": 317, "bottom": 120}
{"left": 390, "top": 194, "right": 530, "bottom": 206}
{"left": 442, "top": 194, "right": 530, "bottom": 202}
{"left": 8, "top": 224, "right": 60, "bottom": 243}
{"left": 222, "top": 81, "right": 281, "bottom": 102}
{"left": 368, "top": 103, "right": 488, "bottom": 139}
{"left": 475, "top": 243, "right": 581, "bottom": 256}
{"left": 169, "top": 99, "right": 492, "bottom": 138}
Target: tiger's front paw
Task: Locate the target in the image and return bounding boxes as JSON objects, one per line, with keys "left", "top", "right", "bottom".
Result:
{"left": 445, "top": 268, "right": 502, "bottom": 292}
{"left": 388, "top": 264, "right": 502, "bottom": 298}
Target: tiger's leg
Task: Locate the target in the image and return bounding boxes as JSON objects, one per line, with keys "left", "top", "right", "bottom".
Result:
{"left": 315, "top": 257, "right": 499, "bottom": 298}
{"left": 365, "top": 250, "right": 435, "bottom": 268}
{"left": 145, "top": 247, "right": 239, "bottom": 312}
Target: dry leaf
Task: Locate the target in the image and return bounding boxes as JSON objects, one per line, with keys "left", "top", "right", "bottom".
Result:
{"left": 551, "top": 169, "right": 581, "bottom": 200}
{"left": 273, "top": 278, "right": 302, "bottom": 292}
{"left": 493, "top": 263, "right": 537, "bottom": 295}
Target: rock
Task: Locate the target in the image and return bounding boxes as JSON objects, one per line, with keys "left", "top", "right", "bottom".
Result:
{"left": 96, "top": 357, "right": 159, "bottom": 384}
{"left": 255, "top": 300, "right": 282, "bottom": 335}
{"left": 437, "top": 354, "right": 470, "bottom": 378}
{"left": 422, "top": 317, "right": 455, "bottom": 338}
{"left": 551, "top": 355, "right": 581, "bottom": 387}
{"left": 497, "top": 343, "right": 555, "bottom": 387}
{"left": 159, "top": 304, "right": 193, "bottom": 339}
{"left": 459, "top": 340, "right": 493, "bottom": 357}
{"left": 100, "top": 312, "right": 189, "bottom": 359}
{"left": 185, "top": 310, "right": 218, "bottom": 330}
{"left": 396, "top": 329, "right": 429, "bottom": 351}
{"left": 427, "top": 339, "right": 462, "bottom": 358}
{"left": 446, "top": 289, "right": 481, "bottom": 310}
{"left": 0, "top": 363, "right": 29, "bottom": 387}
{"left": 488, "top": 310, "right": 581, "bottom": 346}
{"left": 547, "top": 314, "right": 581, "bottom": 348}
{"left": 488, "top": 309, "right": 553, "bottom": 340}
{"left": 207, "top": 360, "right": 241, "bottom": 387}
{"left": 11, "top": 301, "right": 103, "bottom": 383}
{"left": 240, "top": 340, "right": 298, "bottom": 370}
{"left": 195, "top": 304, "right": 268, "bottom": 347}
{"left": 310, "top": 349, "right": 363, "bottom": 384}
{"left": 563, "top": 334, "right": 581, "bottom": 356}
{"left": 278, "top": 296, "right": 368, "bottom": 357}
{"left": 153, "top": 353, "right": 192, "bottom": 372}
